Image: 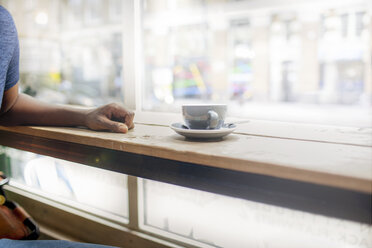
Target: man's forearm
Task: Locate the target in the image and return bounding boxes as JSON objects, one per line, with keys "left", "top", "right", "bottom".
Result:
{"left": 0, "top": 93, "right": 90, "bottom": 126}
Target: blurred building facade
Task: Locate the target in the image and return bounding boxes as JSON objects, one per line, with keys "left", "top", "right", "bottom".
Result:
{"left": 0, "top": 0, "right": 371, "bottom": 125}
{"left": 0, "top": 0, "right": 123, "bottom": 106}
{"left": 142, "top": 0, "right": 371, "bottom": 108}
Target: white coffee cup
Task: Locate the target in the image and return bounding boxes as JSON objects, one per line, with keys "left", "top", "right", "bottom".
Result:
{"left": 182, "top": 104, "right": 227, "bottom": 130}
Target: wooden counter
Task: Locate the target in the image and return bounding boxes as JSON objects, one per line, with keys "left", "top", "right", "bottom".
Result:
{"left": 0, "top": 122, "right": 371, "bottom": 223}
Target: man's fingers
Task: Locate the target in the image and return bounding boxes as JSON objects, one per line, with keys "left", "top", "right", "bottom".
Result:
{"left": 86, "top": 103, "right": 134, "bottom": 133}
{"left": 101, "top": 117, "right": 129, "bottom": 133}
{"left": 107, "top": 104, "right": 135, "bottom": 130}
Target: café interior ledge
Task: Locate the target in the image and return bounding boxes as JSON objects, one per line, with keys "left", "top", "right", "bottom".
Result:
{"left": 0, "top": 123, "right": 371, "bottom": 194}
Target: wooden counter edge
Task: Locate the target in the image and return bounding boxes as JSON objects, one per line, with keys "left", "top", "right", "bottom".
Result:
{"left": 0, "top": 125, "right": 371, "bottom": 194}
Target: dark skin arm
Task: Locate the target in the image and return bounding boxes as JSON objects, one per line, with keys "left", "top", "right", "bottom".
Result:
{"left": 0, "top": 83, "right": 135, "bottom": 133}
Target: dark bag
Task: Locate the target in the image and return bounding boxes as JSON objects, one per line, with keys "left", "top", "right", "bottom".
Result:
{"left": 0, "top": 175, "right": 39, "bottom": 240}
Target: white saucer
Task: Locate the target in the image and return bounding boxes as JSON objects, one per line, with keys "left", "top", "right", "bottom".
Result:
{"left": 170, "top": 123, "right": 236, "bottom": 139}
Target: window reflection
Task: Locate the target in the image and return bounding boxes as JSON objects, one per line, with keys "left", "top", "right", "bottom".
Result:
{"left": 141, "top": 179, "right": 372, "bottom": 248}
{"left": 0, "top": 147, "right": 129, "bottom": 220}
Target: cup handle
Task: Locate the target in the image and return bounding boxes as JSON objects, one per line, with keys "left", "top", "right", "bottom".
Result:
{"left": 207, "top": 110, "right": 219, "bottom": 129}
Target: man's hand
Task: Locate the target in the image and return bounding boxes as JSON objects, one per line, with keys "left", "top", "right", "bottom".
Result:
{"left": 0, "top": 84, "right": 135, "bottom": 133}
{"left": 85, "top": 103, "right": 135, "bottom": 133}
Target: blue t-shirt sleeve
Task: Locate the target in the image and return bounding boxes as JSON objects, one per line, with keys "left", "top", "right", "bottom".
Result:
{"left": 5, "top": 39, "right": 19, "bottom": 90}
{"left": 0, "top": 6, "right": 19, "bottom": 109}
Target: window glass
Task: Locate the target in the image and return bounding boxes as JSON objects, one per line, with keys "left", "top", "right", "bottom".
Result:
{"left": 1, "top": 0, "right": 370, "bottom": 126}
{"left": 0, "top": 147, "right": 129, "bottom": 221}
{"left": 0, "top": 0, "right": 128, "bottom": 222}
{"left": 1, "top": 0, "right": 124, "bottom": 107}
{"left": 140, "top": 179, "right": 372, "bottom": 248}
{"left": 142, "top": 0, "right": 372, "bottom": 127}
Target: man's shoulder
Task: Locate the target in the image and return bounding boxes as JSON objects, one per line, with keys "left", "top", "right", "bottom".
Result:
{"left": 0, "top": 6, "right": 13, "bottom": 23}
{"left": 0, "top": 6, "right": 17, "bottom": 44}
{"left": 0, "top": 5, "right": 17, "bottom": 34}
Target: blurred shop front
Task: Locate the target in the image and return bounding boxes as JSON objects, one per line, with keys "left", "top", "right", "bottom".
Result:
{"left": 141, "top": 0, "right": 371, "bottom": 126}
{"left": 1, "top": 0, "right": 124, "bottom": 106}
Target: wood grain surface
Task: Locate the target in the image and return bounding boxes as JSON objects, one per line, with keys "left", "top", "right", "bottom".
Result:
{"left": 0, "top": 123, "right": 371, "bottom": 193}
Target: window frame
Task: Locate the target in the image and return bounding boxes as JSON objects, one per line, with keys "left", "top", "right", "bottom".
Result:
{"left": 1, "top": 0, "right": 371, "bottom": 247}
